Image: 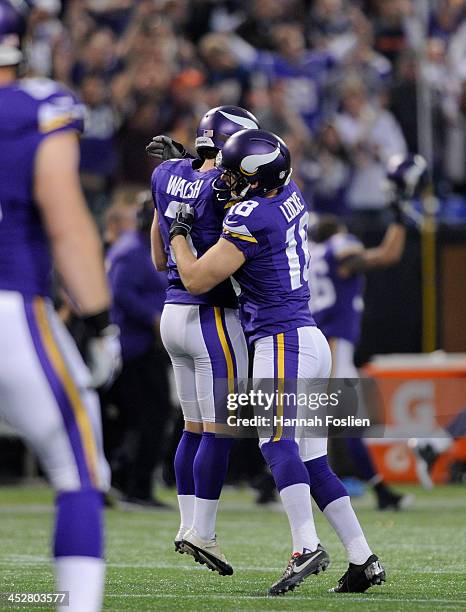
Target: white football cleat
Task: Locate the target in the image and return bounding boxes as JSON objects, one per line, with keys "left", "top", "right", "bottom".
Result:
{"left": 181, "top": 528, "right": 233, "bottom": 575}
{"left": 174, "top": 527, "right": 189, "bottom": 553}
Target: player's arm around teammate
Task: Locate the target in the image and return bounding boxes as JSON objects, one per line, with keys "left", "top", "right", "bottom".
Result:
{"left": 149, "top": 107, "right": 259, "bottom": 576}
{"left": 170, "top": 220, "right": 245, "bottom": 294}
{"left": 171, "top": 129, "right": 388, "bottom": 597}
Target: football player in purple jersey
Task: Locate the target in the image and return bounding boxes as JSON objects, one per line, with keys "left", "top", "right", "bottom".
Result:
{"left": 0, "top": 2, "right": 121, "bottom": 610}
{"left": 309, "top": 154, "right": 427, "bottom": 510}
{"left": 169, "top": 129, "right": 385, "bottom": 596}
{"left": 149, "top": 106, "right": 259, "bottom": 575}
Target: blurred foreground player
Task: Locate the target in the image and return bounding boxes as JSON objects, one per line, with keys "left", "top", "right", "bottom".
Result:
{"left": 150, "top": 106, "right": 259, "bottom": 575}
{"left": 0, "top": 2, "right": 120, "bottom": 610}
{"left": 170, "top": 129, "right": 385, "bottom": 596}
{"left": 309, "top": 154, "right": 427, "bottom": 510}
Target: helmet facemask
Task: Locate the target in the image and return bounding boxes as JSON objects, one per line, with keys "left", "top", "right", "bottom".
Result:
{"left": 214, "top": 151, "right": 252, "bottom": 205}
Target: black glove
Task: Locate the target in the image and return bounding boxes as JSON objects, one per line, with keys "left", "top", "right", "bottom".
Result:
{"left": 146, "top": 135, "right": 187, "bottom": 161}
{"left": 82, "top": 310, "right": 122, "bottom": 388}
{"left": 169, "top": 203, "right": 194, "bottom": 242}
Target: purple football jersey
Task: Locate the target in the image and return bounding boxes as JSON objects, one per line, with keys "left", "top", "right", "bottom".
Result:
{"left": 221, "top": 181, "right": 315, "bottom": 344}
{"left": 0, "top": 78, "right": 84, "bottom": 297}
{"left": 309, "top": 233, "right": 365, "bottom": 344}
{"left": 151, "top": 158, "right": 237, "bottom": 308}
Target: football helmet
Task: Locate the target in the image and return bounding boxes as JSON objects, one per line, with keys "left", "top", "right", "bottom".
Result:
{"left": 0, "top": 1, "right": 30, "bottom": 67}
{"left": 386, "top": 153, "right": 428, "bottom": 200}
{"left": 195, "top": 105, "right": 259, "bottom": 153}
{"left": 214, "top": 129, "right": 292, "bottom": 199}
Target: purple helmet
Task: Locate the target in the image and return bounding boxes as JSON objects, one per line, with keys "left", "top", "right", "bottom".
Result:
{"left": 215, "top": 129, "right": 292, "bottom": 199}
{"left": 386, "top": 153, "right": 428, "bottom": 199}
{"left": 195, "top": 105, "right": 259, "bottom": 153}
{"left": 0, "top": 1, "right": 29, "bottom": 67}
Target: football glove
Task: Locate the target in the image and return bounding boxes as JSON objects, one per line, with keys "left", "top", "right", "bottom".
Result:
{"left": 146, "top": 135, "right": 187, "bottom": 161}
{"left": 82, "top": 310, "right": 122, "bottom": 389}
{"left": 169, "top": 203, "right": 194, "bottom": 242}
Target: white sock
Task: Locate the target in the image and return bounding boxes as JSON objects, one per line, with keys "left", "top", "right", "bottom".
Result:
{"left": 192, "top": 497, "right": 219, "bottom": 541}
{"left": 55, "top": 556, "right": 105, "bottom": 612}
{"left": 323, "top": 496, "right": 372, "bottom": 564}
{"left": 177, "top": 494, "right": 195, "bottom": 534}
{"left": 280, "top": 483, "right": 319, "bottom": 553}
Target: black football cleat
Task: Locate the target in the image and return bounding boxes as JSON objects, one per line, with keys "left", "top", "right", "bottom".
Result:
{"left": 377, "top": 488, "right": 414, "bottom": 511}
{"left": 331, "top": 554, "right": 386, "bottom": 593}
{"left": 409, "top": 439, "right": 439, "bottom": 489}
{"left": 268, "top": 545, "right": 330, "bottom": 596}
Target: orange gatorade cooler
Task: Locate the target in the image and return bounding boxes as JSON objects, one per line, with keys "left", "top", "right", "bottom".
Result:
{"left": 362, "top": 353, "right": 466, "bottom": 483}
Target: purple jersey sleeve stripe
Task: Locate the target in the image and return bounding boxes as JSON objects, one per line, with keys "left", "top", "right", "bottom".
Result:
{"left": 23, "top": 297, "right": 98, "bottom": 489}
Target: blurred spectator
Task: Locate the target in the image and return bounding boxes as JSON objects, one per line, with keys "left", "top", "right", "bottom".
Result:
{"left": 103, "top": 190, "right": 139, "bottom": 248}
{"left": 254, "top": 79, "right": 309, "bottom": 141}
{"left": 444, "top": 79, "right": 466, "bottom": 194}
{"left": 389, "top": 50, "right": 419, "bottom": 153}
{"left": 18, "top": 0, "right": 465, "bottom": 224}
{"left": 308, "top": 0, "right": 355, "bottom": 48}
{"left": 333, "top": 77, "right": 407, "bottom": 210}
{"left": 429, "top": 0, "right": 465, "bottom": 42}
{"left": 341, "top": 23, "right": 392, "bottom": 96}
{"left": 255, "top": 23, "right": 337, "bottom": 134}
{"left": 371, "top": 0, "right": 415, "bottom": 64}
{"left": 71, "top": 27, "right": 122, "bottom": 86}
{"left": 199, "top": 32, "right": 251, "bottom": 106}
{"left": 301, "top": 123, "right": 351, "bottom": 216}
{"left": 106, "top": 192, "right": 171, "bottom": 507}
{"left": 80, "top": 74, "right": 120, "bottom": 220}
{"left": 235, "top": 0, "right": 292, "bottom": 50}
{"left": 25, "top": 0, "right": 63, "bottom": 76}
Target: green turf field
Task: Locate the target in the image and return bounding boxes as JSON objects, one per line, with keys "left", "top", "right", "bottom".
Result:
{"left": 0, "top": 484, "right": 465, "bottom": 610}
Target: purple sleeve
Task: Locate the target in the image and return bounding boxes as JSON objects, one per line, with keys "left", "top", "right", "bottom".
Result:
{"left": 221, "top": 229, "right": 261, "bottom": 260}
{"left": 37, "top": 87, "right": 85, "bottom": 137}
{"left": 221, "top": 202, "right": 264, "bottom": 259}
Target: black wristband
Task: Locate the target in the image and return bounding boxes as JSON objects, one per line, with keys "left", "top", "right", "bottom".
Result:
{"left": 82, "top": 309, "right": 110, "bottom": 336}
{"left": 390, "top": 200, "right": 404, "bottom": 224}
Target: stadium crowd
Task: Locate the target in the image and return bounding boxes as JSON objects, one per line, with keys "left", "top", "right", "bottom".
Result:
{"left": 25, "top": 0, "right": 466, "bottom": 220}
{"left": 20, "top": 0, "right": 466, "bottom": 505}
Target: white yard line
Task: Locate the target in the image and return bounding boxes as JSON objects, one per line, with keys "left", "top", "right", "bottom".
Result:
{"left": 103, "top": 593, "right": 466, "bottom": 605}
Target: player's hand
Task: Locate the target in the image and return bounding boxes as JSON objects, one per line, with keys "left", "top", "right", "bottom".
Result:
{"left": 146, "top": 135, "right": 187, "bottom": 161}
{"left": 169, "top": 203, "right": 194, "bottom": 242}
{"left": 82, "top": 310, "right": 122, "bottom": 388}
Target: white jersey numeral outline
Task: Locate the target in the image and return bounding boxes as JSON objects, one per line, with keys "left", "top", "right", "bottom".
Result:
{"left": 164, "top": 200, "right": 197, "bottom": 261}
{"left": 285, "top": 212, "right": 309, "bottom": 290}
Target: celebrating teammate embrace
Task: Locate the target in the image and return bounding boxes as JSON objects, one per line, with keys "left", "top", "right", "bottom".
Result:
{"left": 150, "top": 106, "right": 259, "bottom": 576}
{"left": 168, "top": 129, "right": 385, "bottom": 596}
